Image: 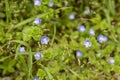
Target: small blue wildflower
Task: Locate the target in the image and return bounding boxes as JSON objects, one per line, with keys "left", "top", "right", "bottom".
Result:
{"left": 33, "top": 0, "right": 42, "bottom": 6}
{"left": 33, "top": 77, "right": 40, "bottom": 80}
{"left": 84, "top": 40, "right": 92, "bottom": 48}
{"left": 19, "top": 47, "right": 25, "bottom": 53}
{"left": 34, "top": 18, "right": 42, "bottom": 25}
{"left": 88, "top": 29, "right": 95, "bottom": 36}
{"left": 48, "top": 0, "right": 54, "bottom": 7}
{"left": 76, "top": 50, "right": 83, "bottom": 57}
{"left": 78, "top": 25, "right": 86, "bottom": 32}
{"left": 34, "top": 52, "right": 43, "bottom": 60}
{"left": 97, "top": 35, "right": 108, "bottom": 43}
{"left": 68, "top": 14, "right": 75, "bottom": 20}
{"left": 109, "top": 57, "right": 115, "bottom": 64}
{"left": 84, "top": 9, "right": 90, "bottom": 15}
{"left": 41, "top": 36, "right": 50, "bottom": 44}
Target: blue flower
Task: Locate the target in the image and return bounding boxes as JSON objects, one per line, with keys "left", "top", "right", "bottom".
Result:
{"left": 48, "top": 0, "right": 54, "bottom": 7}
{"left": 19, "top": 47, "right": 25, "bottom": 53}
{"left": 68, "top": 14, "right": 75, "bottom": 20}
{"left": 97, "top": 35, "right": 108, "bottom": 43}
{"left": 84, "top": 40, "right": 92, "bottom": 48}
{"left": 84, "top": 9, "right": 90, "bottom": 15}
{"left": 34, "top": 52, "right": 43, "bottom": 60}
{"left": 41, "top": 36, "right": 50, "bottom": 44}
{"left": 78, "top": 25, "right": 86, "bottom": 32}
{"left": 33, "top": 0, "right": 42, "bottom": 6}
{"left": 34, "top": 18, "right": 42, "bottom": 25}
{"left": 109, "top": 57, "right": 115, "bottom": 64}
{"left": 88, "top": 29, "right": 95, "bottom": 36}
{"left": 76, "top": 50, "right": 83, "bottom": 57}
{"left": 33, "top": 77, "right": 40, "bottom": 80}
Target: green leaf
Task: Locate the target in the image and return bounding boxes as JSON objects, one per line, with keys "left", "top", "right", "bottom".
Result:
{"left": 100, "top": 20, "right": 108, "bottom": 30}
{"left": 90, "top": 37, "right": 100, "bottom": 50}
{"left": 22, "top": 27, "right": 32, "bottom": 41}
{"left": 90, "top": 14, "right": 101, "bottom": 24}
{"left": 32, "top": 27, "right": 43, "bottom": 41}
{"left": 70, "top": 31, "right": 79, "bottom": 40}
{"left": 37, "top": 69, "right": 46, "bottom": 79}
{"left": 22, "top": 27, "right": 43, "bottom": 41}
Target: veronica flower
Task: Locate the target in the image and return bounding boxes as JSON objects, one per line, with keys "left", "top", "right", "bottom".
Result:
{"left": 48, "top": 0, "right": 54, "bottom": 7}
{"left": 41, "top": 36, "right": 50, "bottom": 44}
{"left": 33, "top": 0, "right": 42, "bottom": 6}
{"left": 19, "top": 47, "right": 25, "bottom": 53}
{"left": 109, "top": 57, "right": 115, "bottom": 64}
{"left": 76, "top": 50, "right": 83, "bottom": 57}
{"left": 34, "top": 52, "right": 43, "bottom": 60}
{"left": 33, "top": 77, "right": 40, "bottom": 80}
{"left": 68, "top": 14, "right": 75, "bottom": 20}
{"left": 78, "top": 25, "right": 86, "bottom": 32}
{"left": 34, "top": 18, "right": 42, "bottom": 25}
{"left": 97, "top": 35, "right": 108, "bottom": 43}
{"left": 84, "top": 40, "right": 92, "bottom": 48}
{"left": 88, "top": 29, "right": 95, "bottom": 36}
{"left": 84, "top": 8, "right": 90, "bottom": 15}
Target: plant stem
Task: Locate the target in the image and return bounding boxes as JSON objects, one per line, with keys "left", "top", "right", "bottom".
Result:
{"left": 5, "top": 0, "right": 11, "bottom": 23}
{"left": 51, "top": 23, "right": 56, "bottom": 46}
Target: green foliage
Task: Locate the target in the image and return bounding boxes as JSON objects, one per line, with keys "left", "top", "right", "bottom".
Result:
{"left": 22, "top": 27, "right": 43, "bottom": 41}
{"left": 37, "top": 69, "right": 46, "bottom": 79}
{"left": 0, "top": 0, "right": 120, "bottom": 80}
{"left": 0, "top": 59, "right": 16, "bottom": 75}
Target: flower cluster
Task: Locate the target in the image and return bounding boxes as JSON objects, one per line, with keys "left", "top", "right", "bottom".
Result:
{"left": 77, "top": 25, "right": 108, "bottom": 46}
{"left": 76, "top": 24, "right": 109, "bottom": 63}
{"left": 32, "top": 1, "right": 112, "bottom": 79}
{"left": 33, "top": 0, "right": 50, "bottom": 63}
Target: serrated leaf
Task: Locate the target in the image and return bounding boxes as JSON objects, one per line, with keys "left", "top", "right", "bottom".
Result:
{"left": 37, "top": 69, "right": 46, "bottom": 79}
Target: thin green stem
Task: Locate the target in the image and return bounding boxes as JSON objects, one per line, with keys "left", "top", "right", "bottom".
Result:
{"left": 5, "top": 0, "right": 11, "bottom": 23}
{"left": 51, "top": 23, "right": 56, "bottom": 46}
{"left": 28, "top": 46, "right": 32, "bottom": 79}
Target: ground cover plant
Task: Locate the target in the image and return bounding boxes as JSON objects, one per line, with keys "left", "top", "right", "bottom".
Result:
{"left": 0, "top": 0, "right": 120, "bottom": 80}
